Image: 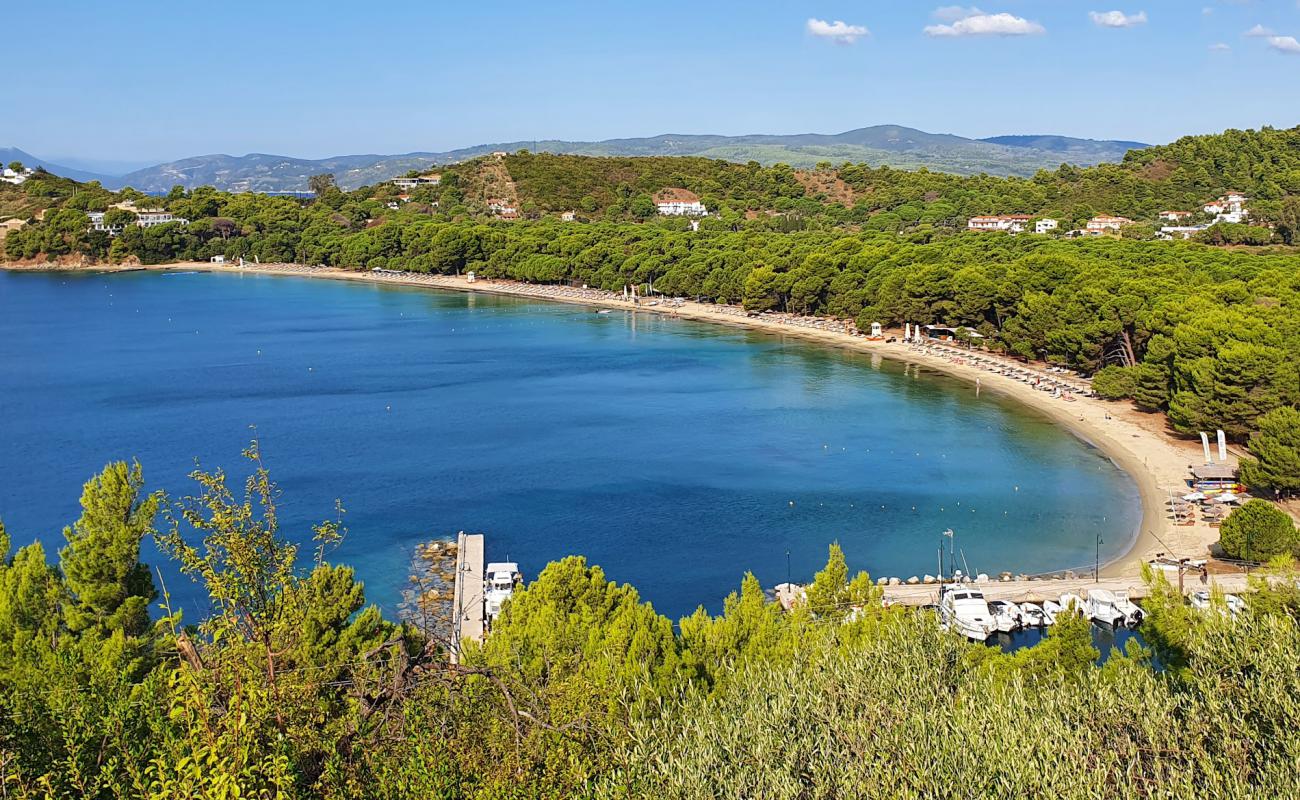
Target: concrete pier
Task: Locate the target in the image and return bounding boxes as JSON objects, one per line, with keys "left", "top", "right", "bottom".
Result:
{"left": 880, "top": 572, "right": 1251, "bottom": 607}
{"left": 450, "top": 531, "right": 485, "bottom": 662}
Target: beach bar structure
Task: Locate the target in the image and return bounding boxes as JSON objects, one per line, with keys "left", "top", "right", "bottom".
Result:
{"left": 1191, "top": 464, "right": 1238, "bottom": 493}
{"left": 450, "top": 531, "right": 486, "bottom": 663}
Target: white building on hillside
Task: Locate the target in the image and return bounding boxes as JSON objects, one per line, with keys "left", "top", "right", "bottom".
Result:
{"left": 654, "top": 188, "right": 708, "bottom": 217}
{"left": 1086, "top": 215, "right": 1133, "bottom": 233}
{"left": 1, "top": 166, "right": 34, "bottom": 185}
{"left": 136, "top": 210, "right": 187, "bottom": 228}
{"left": 967, "top": 214, "right": 1031, "bottom": 233}
{"left": 1204, "top": 193, "right": 1248, "bottom": 224}
{"left": 1158, "top": 225, "right": 1209, "bottom": 240}
{"left": 657, "top": 199, "right": 708, "bottom": 216}
{"left": 391, "top": 175, "right": 440, "bottom": 190}
{"left": 86, "top": 212, "right": 124, "bottom": 235}
{"left": 1035, "top": 218, "right": 1059, "bottom": 234}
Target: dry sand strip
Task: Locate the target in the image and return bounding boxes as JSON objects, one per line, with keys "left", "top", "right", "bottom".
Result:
{"left": 4, "top": 261, "right": 1230, "bottom": 582}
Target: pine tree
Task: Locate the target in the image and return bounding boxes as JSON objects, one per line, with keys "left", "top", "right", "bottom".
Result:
{"left": 59, "top": 461, "right": 160, "bottom": 638}
{"left": 1240, "top": 407, "right": 1300, "bottom": 495}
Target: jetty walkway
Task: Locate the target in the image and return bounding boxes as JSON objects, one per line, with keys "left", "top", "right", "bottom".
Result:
{"left": 450, "top": 531, "right": 485, "bottom": 662}
{"left": 880, "top": 572, "right": 1251, "bottom": 607}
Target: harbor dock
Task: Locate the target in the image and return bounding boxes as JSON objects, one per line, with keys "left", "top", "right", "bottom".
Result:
{"left": 450, "top": 531, "right": 485, "bottom": 662}
{"left": 879, "top": 572, "right": 1252, "bottom": 607}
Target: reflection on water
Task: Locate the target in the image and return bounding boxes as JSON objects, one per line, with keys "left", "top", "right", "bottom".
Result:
{"left": 992, "top": 625, "right": 1154, "bottom": 666}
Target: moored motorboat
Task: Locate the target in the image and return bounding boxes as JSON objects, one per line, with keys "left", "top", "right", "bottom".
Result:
{"left": 1111, "top": 591, "right": 1144, "bottom": 627}
{"left": 988, "top": 600, "right": 1022, "bottom": 632}
{"left": 1059, "top": 593, "right": 1088, "bottom": 618}
{"left": 1086, "top": 589, "right": 1127, "bottom": 627}
{"left": 1040, "top": 600, "right": 1062, "bottom": 625}
{"left": 484, "top": 561, "right": 522, "bottom": 626}
{"left": 1018, "top": 603, "right": 1047, "bottom": 627}
{"left": 938, "top": 584, "right": 996, "bottom": 641}
{"left": 1190, "top": 590, "right": 1246, "bottom": 618}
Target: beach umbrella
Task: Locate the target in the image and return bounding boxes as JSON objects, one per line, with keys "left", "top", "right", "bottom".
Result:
{"left": 1182, "top": 492, "right": 1207, "bottom": 501}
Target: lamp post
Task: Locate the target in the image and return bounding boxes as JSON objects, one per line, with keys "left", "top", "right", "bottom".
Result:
{"left": 1095, "top": 534, "right": 1103, "bottom": 582}
{"left": 786, "top": 550, "right": 791, "bottom": 587}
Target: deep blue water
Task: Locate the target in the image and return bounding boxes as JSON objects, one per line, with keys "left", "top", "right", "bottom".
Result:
{"left": 0, "top": 270, "right": 1141, "bottom": 621}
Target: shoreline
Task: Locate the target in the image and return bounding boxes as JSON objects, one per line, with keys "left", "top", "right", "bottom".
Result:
{"left": 3, "top": 260, "right": 1227, "bottom": 587}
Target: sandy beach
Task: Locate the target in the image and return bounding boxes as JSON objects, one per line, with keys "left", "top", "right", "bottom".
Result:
{"left": 5, "top": 260, "right": 1235, "bottom": 591}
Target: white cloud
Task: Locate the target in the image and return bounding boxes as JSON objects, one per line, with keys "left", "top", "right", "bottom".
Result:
{"left": 1089, "top": 10, "right": 1148, "bottom": 28}
{"left": 806, "top": 18, "right": 870, "bottom": 45}
{"left": 1208, "top": 42, "right": 1231, "bottom": 52}
{"left": 1267, "top": 35, "right": 1300, "bottom": 54}
{"left": 1244, "top": 24, "right": 1274, "bottom": 37}
{"left": 932, "top": 6, "right": 984, "bottom": 23}
{"left": 924, "top": 12, "right": 1045, "bottom": 37}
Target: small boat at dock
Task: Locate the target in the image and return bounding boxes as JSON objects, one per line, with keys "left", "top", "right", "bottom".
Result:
{"left": 484, "top": 561, "right": 522, "bottom": 626}
{"left": 1018, "top": 603, "right": 1047, "bottom": 627}
{"left": 1085, "top": 589, "right": 1127, "bottom": 628}
{"left": 988, "top": 600, "right": 1023, "bottom": 632}
{"left": 1059, "top": 593, "right": 1088, "bottom": 618}
{"left": 938, "top": 584, "right": 996, "bottom": 641}
{"left": 1040, "top": 600, "right": 1062, "bottom": 625}
{"left": 1112, "top": 591, "right": 1144, "bottom": 627}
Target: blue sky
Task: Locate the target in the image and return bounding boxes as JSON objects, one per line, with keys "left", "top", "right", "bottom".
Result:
{"left": 4, "top": 1, "right": 1299, "bottom": 167}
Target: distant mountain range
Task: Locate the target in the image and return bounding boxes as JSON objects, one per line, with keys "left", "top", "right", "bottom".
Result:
{"left": 4, "top": 126, "right": 1150, "bottom": 193}
{"left": 0, "top": 147, "right": 124, "bottom": 184}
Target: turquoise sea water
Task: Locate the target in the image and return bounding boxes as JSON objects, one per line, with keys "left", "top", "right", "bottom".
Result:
{"left": 0, "top": 270, "right": 1141, "bottom": 620}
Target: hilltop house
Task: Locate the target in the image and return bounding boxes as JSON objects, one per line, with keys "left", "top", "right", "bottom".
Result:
{"left": 87, "top": 212, "right": 124, "bottom": 236}
{"left": 560, "top": 210, "right": 576, "bottom": 222}
{"left": 86, "top": 208, "right": 187, "bottom": 236}
{"left": 1086, "top": 215, "right": 1133, "bottom": 233}
{"left": 967, "top": 214, "right": 1031, "bottom": 233}
{"left": 1035, "top": 218, "right": 1059, "bottom": 234}
{"left": 487, "top": 199, "right": 518, "bottom": 219}
{"left": 654, "top": 188, "right": 708, "bottom": 217}
{"left": 136, "top": 210, "right": 187, "bottom": 228}
{"left": 391, "top": 175, "right": 440, "bottom": 190}
{"left": 1, "top": 166, "right": 34, "bottom": 185}
{"left": 1204, "top": 193, "right": 1248, "bottom": 224}
{"left": 1158, "top": 210, "right": 1192, "bottom": 222}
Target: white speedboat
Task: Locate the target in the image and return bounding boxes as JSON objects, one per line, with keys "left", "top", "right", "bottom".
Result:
{"left": 1086, "top": 589, "right": 1127, "bottom": 627}
{"left": 484, "top": 561, "right": 522, "bottom": 625}
{"left": 1059, "top": 593, "right": 1088, "bottom": 618}
{"left": 1111, "top": 591, "right": 1144, "bottom": 627}
{"left": 1190, "top": 590, "right": 1246, "bottom": 618}
{"left": 1040, "top": 600, "right": 1062, "bottom": 625}
{"left": 938, "top": 584, "right": 996, "bottom": 641}
{"left": 989, "top": 600, "right": 1023, "bottom": 632}
{"left": 1018, "top": 603, "right": 1047, "bottom": 627}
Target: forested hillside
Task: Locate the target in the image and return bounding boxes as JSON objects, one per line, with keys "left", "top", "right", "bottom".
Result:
{"left": 6, "top": 126, "right": 1300, "bottom": 446}
{"left": 1, "top": 456, "right": 1298, "bottom": 797}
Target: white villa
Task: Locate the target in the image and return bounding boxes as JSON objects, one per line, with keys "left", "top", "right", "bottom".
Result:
{"left": 1035, "top": 218, "right": 1059, "bottom": 234}
{"left": 391, "top": 175, "right": 440, "bottom": 190}
{"left": 487, "top": 199, "right": 518, "bottom": 219}
{"left": 1158, "top": 210, "right": 1193, "bottom": 222}
{"left": 654, "top": 188, "right": 708, "bottom": 217}
{"left": 136, "top": 210, "right": 187, "bottom": 228}
{"left": 1158, "top": 225, "right": 1209, "bottom": 240}
{"left": 967, "top": 214, "right": 1031, "bottom": 233}
{"left": 1204, "top": 193, "right": 1248, "bottom": 224}
{"left": 86, "top": 208, "right": 187, "bottom": 236}
{"left": 1, "top": 166, "right": 35, "bottom": 185}
{"left": 1086, "top": 215, "right": 1133, "bottom": 233}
